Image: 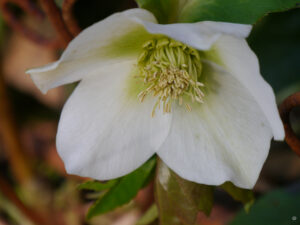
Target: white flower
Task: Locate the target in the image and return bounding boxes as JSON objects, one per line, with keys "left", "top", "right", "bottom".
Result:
{"left": 27, "top": 9, "right": 284, "bottom": 189}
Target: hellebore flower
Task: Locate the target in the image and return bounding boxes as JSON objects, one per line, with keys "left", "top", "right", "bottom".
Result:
{"left": 27, "top": 9, "right": 284, "bottom": 189}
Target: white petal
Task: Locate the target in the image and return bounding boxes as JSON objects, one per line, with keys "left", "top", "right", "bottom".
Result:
{"left": 213, "top": 36, "right": 284, "bottom": 140}
{"left": 26, "top": 8, "right": 157, "bottom": 94}
{"left": 136, "top": 20, "right": 251, "bottom": 50}
{"left": 157, "top": 62, "right": 273, "bottom": 189}
{"left": 57, "top": 61, "right": 171, "bottom": 180}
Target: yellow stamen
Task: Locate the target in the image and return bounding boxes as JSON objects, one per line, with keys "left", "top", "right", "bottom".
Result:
{"left": 136, "top": 37, "right": 205, "bottom": 116}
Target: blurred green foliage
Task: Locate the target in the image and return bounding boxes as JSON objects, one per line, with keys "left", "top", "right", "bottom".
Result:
{"left": 220, "top": 182, "right": 254, "bottom": 212}
{"left": 177, "top": 0, "right": 299, "bottom": 24}
{"left": 136, "top": 0, "right": 180, "bottom": 23}
{"left": 136, "top": 204, "right": 158, "bottom": 225}
{"left": 230, "top": 187, "right": 300, "bottom": 225}
{"left": 136, "top": 0, "right": 299, "bottom": 24}
{"left": 86, "top": 157, "right": 156, "bottom": 219}
{"left": 54, "top": 0, "right": 63, "bottom": 8}
{"left": 77, "top": 179, "right": 118, "bottom": 192}
{"left": 248, "top": 8, "right": 300, "bottom": 99}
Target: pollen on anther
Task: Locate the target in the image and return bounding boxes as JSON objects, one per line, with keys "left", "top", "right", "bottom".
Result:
{"left": 136, "top": 37, "right": 205, "bottom": 116}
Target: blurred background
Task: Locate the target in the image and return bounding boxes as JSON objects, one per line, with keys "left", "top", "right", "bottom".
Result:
{"left": 0, "top": 0, "right": 299, "bottom": 224}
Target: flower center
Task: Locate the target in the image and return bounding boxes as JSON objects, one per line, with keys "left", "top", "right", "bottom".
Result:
{"left": 136, "top": 37, "right": 204, "bottom": 117}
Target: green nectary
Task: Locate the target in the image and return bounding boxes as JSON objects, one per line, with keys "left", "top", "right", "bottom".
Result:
{"left": 136, "top": 37, "right": 205, "bottom": 116}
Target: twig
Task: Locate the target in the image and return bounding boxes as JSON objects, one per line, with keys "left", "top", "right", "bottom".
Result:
{"left": 0, "top": 66, "right": 33, "bottom": 184}
{"left": 0, "top": 0, "right": 79, "bottom": 48}
{"left": 0, "top": 0, "right": 62, "bottom": 48}
{"left": 279, "top": 92, "right": 300, "bottom": 156}
{"left": 39, "top": 0, "right": 73, "bottom": 47}
{"left": 62, "top": 0, "right": 81, "bottom": 36}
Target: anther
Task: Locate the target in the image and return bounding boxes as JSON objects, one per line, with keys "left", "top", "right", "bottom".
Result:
{"left": 136, "top": 37, "right": 205, "bottom": 116}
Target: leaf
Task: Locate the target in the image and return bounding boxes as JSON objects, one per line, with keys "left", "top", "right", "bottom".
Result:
{"left": 178, "top": 0, "right": 299, "bottom": 24}
{"left": 247, "top": 8, "right": 300, "bottom": 95}
{"left": 155, "top": 159, "right": 215, "bottom": 225}
{"left": 77, "top": 179, "right": 118, "bottom": 191}
{"left": 136, "top": 204, "right": 158, "bottom": 225}
{"left": 230, "top": 189, "right": 300, "bottom": 225}
{"left": 220, "top": 182, "right": 254, "bottom": 212}
{"left": 87, "top": 158, "right": 156, "bottom": 219}
{"left": 135, "top": 0, "right": 182, "bottom": 23}
{"left": 136, "top": 0, "right": 299, "bottom": 24}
